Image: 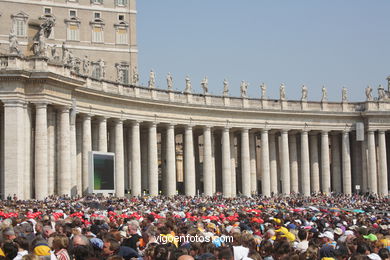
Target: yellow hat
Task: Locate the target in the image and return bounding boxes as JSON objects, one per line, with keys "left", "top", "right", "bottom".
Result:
{"left": 34, "top": 245, "right": 51, "bottom": 256}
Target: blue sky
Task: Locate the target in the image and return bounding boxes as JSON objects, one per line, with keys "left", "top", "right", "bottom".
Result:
{"left": 137, "top": 1, "right": 390, "bottom": 102}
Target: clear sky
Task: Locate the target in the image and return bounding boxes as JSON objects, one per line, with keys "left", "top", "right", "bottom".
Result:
{"left": 136, "top": 1, "right": 390, "bottom": 102}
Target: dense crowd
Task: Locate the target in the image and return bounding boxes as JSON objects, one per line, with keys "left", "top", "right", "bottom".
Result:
{"left": 0, "top": 193, "right": 387, "bottom": 260}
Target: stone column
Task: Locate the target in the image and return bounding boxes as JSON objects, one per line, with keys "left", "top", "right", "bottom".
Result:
{"left": 361, "top": 136, "right": 368, "bottom": 193}
{"left": 82, "top": 114, "right": 92, "bottom": 194}
{"left": 269, "top": 133, "right": 278, "bottom": 195}
{"left": 141, "top": 130, "right": 148, "bottom": 192}
{"left": 261, "top": 130, "right": 271, "bottom": 197}
{"left": 249, "top": 132, "right": 257, "bottom": 194}
{"left": 24, "top": 104, "right": 32, "bottom": 199}
{"left": 76, "top": 119, "right": 83, "bottom": 196}
{"left": 58, "top": 106, "right": 71, "bottom": 196}
{"left": 309, "top": 133, "right": 320, "bottom": 193}
{"left": 378, "top": 130, "right": 388, "bottom": 195}
{"left": 98, "top": 117, "right": 107, "bottom": 152}
{"left": 70, "top": 108, "right": 77, "bottom": 197}
{"left": 211, "top": 131, "right": 216, "bottom": 194}
{"left": 203, "top": 126, "right": 213, "bottom": 196}
{"left": 230, "top": 133, "right": 237, "bottom": 197}
{"left": 321, "top": 131, "right": 331, "bottom": 194}
{"left": 281, "top": 130, "right": 290, "bottom": 194}
{"left": 301, "top": 130, "right": 310, "bottom": 196}
{"left": 113, "top": 119, "right": 124, "bottom": 197}
{"left": 367, "top": 130, "right": 377, "bottom": 194}
{"left": 47, "top": 106, "right": 56, "bottom": 196}
{"left": 342, "top": 130, "right": 352, "bottom": 194}
{"left": 184, "top": 125, "right": 196, "bottom": 196}
{"left": 34, "top": 103, "right": 48, "bottom": 199}
{"left": 241, "top": 128, "right": 251, "bottom": 197}
{"left": 165, "top": 124, "right": 176, "bottom": 196}
{"left": 131, "top": 121, "right": 141, "bottom": 196}
{"left": 289, "top": 133, "right": 299, "bottom": 193}
{"left": 148, "top": 123, "right": 158, "bottom": 196}
{"left": 222, "top": 128, "right": 232, "bottom": 197}
{"left": 331, "top": 133, "right": 342, "bottom": 193}
{"left": 4, "top": 100, "right": 25, "bottom": 199}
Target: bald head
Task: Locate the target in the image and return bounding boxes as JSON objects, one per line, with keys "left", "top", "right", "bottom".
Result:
{"left": 178, "top": 255, "right": 195, "bottom": 260}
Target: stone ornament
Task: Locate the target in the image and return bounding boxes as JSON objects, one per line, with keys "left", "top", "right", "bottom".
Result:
{"left": 132, "top": 66, "right": 139, "bottom": 85}
{"left": 301, "top": 85, "right": 308, "bottom": 101}
{"left": 240, "top": 80, "right": 248, "bottom": 98}
{"left": 201, "top": 76, "right": 208, "bottom": 95}
{"left": 82, "top": 56, "right": 90, "bottom": 75}
{"left": 184, "top": 76, "right": 192, "bottom": 93}
{"left": 9, "top": 30, "right": 21, "bottom": 55}
{"left": 167, "top": 72, "right": 173, "bottom": 90}
{"left": 260, "top": 83, "right": 266, "bottom": 99}
{"left": 378, "top": 84, "right": 387, "bottom": 101}
{"left": 321, "top": 86, "right": 328, "bottom": 102}
{"left": 223, "top": 79, "right": 229, "bottom": 96}
{"left": 115, "top": 63, "right": 124, "bottom": 83}
{"left": 280, "top": 83, "right": 286, "bottom": 100}
{"left": 365, "top": 85, "right": 373, "bottom": 101}
{"left": 98, "top": 59, "right": 105, "bottom": 79}
{"left": 342, "top": 87, "right": 348, "bottom": 102}
{"left": 148, "top": 70, "right": 155, "bottom": 88}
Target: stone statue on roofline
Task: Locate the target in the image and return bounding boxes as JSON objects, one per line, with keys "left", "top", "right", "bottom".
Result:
{"left": 167, "top": 72, "right": 173, "bottom": 90}
{"left": 321, "top": 86, "right": 328, "bottom": 102}
{"left": 201, "top": 76, "right": 208, "bottom": 95}
{"left": 240, "top": 80, "right": 248, "bottom": 98}
{"left": 260, "top": 83, "right": 266, "bottom": 99}
{"left": 132, "top": 66, "right": 139, "bottom": 85}
{"left": 301, "top": 85, "right": 308, "bottom": 101}
{"left": 184, "top": 76, "right": 192, "bottom": 93}
{"left": 9, "top": 30, "right": 21, "bottom": 55}
{"left": 342, "top": 87, "right": 348, "bottom": 102}
{"left": 378, "top": 84, "right": 387, "bottom": 101}
{"left": 148, "top": 70, "right": 155, "bottom": 88}
{"left": 365, "top": 85, "right": 373, "bottom": 101}
{"left": 280, "top": 83, "right": 286, "bottom": 100}
{"left": 223, "top": 79, "right": 229, "bottom": 96}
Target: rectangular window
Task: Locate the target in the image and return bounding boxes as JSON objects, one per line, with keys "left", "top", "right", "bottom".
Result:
{"left": 67, "top": 24, "right": 79, "bottom": 41}
{"left": 44, "top": 7, "right": 52, "bottom": 14}
{"left": 122, "top": 68, "right": 129, "bottom": 84}
{"left": 92, "top": 64, "right": 101, "bottom": 79}
{"left": 118, "top": 14, "right": 124, "bottom": 21}
{"left": 116, "top": 0, "right": 127, "bottom": 6}
{"left": 69, "top": 10, "right": 77, "bottom": 17}
{"left": 15, "top": 20, "right": 26, "bottom": 36}
{"left": 91, "top": 0, "right": 103, "bottom": 4}
{"left": 94, "top": 12, "right": 101, "bottom": 19}
{"left": 116, "top": 28, "right": 127, "bottom": 44}
{"left": 92, "top": 27, "right": 103, "bottom": 43}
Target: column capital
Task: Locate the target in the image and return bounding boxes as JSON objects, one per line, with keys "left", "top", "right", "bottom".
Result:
{"left": 33, "top": 102, "right": 49, "bottom": 109}
{"left": 57, "top": 105, "right": 71, "bottom": 113}
{"left": 131, "top": 120, "right": 141, "bottom": 127}
{"left": 202, "top": 125, "right": 212, "bottom": 131}
{"left": 81, "top": 113, "right": 92, "bottom": 119}
{"left": 301, "top": 129, "right": 309, "bottom": 134}
{"left": 342, "top": 129, "right": 351, "bottom": 134}
{"left": 241, "top": 127, "right": 250, "bottom": 132}
{"left": 166, "top": 123, "right": 176, "bottom": 129}
{"left": 261, "top": 129, "right": 269, "bottom": 134}
{"left": 379, "top": 129, "right": 386, "bottom": 134}
{"left": 368, "top": 129, "right": 376, "bottom": 133}
{"left": 321, "top": 130, "right": 330, "bottom": 134}
{"left": 147, "top": 121, "right": 158, "bottom": 127}
{"left": 3, "top": 99, "right": 26, "bottom": 107}
{"left": 96, "top": 116, "right": 107, "bottom": 122}
{"left": 281, "top": 129, "right": 290, "bottom": 134}
{"left": 185, "top": 124, "right": 193, "bottom": 130}
{"left": 112, "top": 118, "right": 123, "bottom": 124}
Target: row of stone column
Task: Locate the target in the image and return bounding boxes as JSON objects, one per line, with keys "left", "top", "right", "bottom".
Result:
{"left": 1, "top": 101, "right": 389, "bottom": 199}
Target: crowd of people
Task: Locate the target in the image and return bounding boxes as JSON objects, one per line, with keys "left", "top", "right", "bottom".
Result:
{"left": 0, "top": 193, "right": 387, "bottom": 260}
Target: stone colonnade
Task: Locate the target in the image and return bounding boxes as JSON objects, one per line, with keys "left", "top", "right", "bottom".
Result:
{"left": 1, "top": 101, "right": 389, "bottom": 199}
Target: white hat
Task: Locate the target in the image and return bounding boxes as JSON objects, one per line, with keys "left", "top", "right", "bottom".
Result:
{"left": 319, "top": 231, "right": 334, "bottom": 240}
{"left": 367, "top": 253, "right": 381, "bottom": 260}
{"left": 334, "top": 228, "right": 343, "bottom": 236}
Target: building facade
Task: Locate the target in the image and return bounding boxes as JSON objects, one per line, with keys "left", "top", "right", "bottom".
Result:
{"left": 0, "top": 0, "right": 137, "bottom": 83}
{"left": 0, "top": 0, "right": 389, "bottom": 199}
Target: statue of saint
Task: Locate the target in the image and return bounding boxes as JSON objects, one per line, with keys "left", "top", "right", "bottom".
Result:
{"left": 62, "top": 42, "right": 69, "bottom": 64}
{"left": 378, "top": 84, "right": 386, "bottom": 100}
{"left": 280, "top": 84, "right": 286, "bottom": 100}
{"left": 9, "top": 31, "right": 21, "bottom": 55}
{"left": 40, "top": 16, "right": 55, "bottom": 38}
{"left": 148, "top": 70, "right": 156, "bottom": 88}
{"left": 223, "top": 79, "right": 229, "bottom": 96}
{"left": 33, "top": 29, "right": 46, "bottom": 56}
{"left": 167, "top": 72, "right": 173, "bottom": 90}
{"left": 184, "top": 76, "right": 192, "bottom": 93}
{"left": 201, "top": 76, "right": 208, "bottom": 94}
{"left": 82, "top": 56, "right": 90, "bottom": 75}
{"left": 342, "top": 87, "right": 348, "bottom": 102}
{"left": 321, "top": 86, "right": 328, "bottom": 102}
{"left": 98, "top": 59, "right": 105, "bottom": 79}
{"left": 365, "top": 85, "right": 373, "bottom": 101}
{"left": 260, "top": 83, "right": 266, "bottom": 99}
{"left": 132, "top": 66, "right": 139, "bottom": 85}
{"left": 301, "top": 85, "right": 308, "bottom": 101}
{"left": 240, "top": 80, "right": 248, "bottom": 98}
